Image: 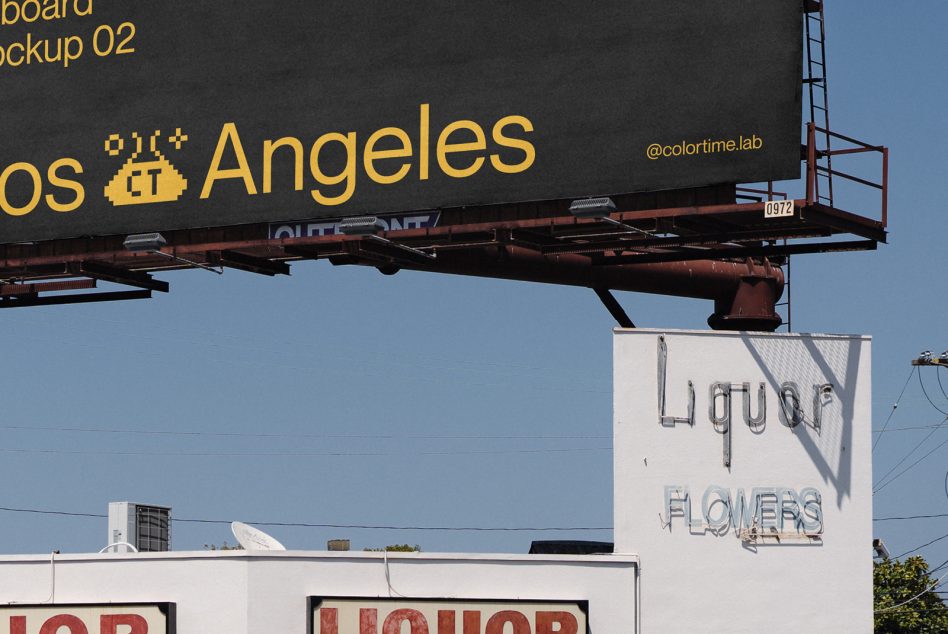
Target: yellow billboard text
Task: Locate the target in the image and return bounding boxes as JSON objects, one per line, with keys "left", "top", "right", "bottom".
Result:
{"left": 0, "top": 158, "right": 84, "bottom": 216}
{"left": 200, "top": 104, "right": 536, "bottom": 207}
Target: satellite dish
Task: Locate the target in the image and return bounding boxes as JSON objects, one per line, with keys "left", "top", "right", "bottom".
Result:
{"left": 231, "top": 521, "right": 286, "bottom": 551}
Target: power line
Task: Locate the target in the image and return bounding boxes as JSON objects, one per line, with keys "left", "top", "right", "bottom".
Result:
{"left": 15, "top": 316, "right": 610, "bottom": 395}
{"left": 176, "top": 518, "right": 611, "bottom": 532}
{"left": 873, "top": 513, "right": 948, "bottom": 522}
{"left": 874, "top": 424, "right": 948, "bottom": 494}
{"left": 873, "top": 366, "right": 916, "bottom": 454}
{"left": 876, "top": 561, "right": 948, "bottom": 613}
{"left": 874, "top": 422, "right": 948, "bottom": 433}
{"left": 0, "top": 506, "right": 611, "bottom": 532}
{"left": 11, "top": 335, "right": 611, "bottom": 396}
{"left": 895, "top": 533, "right": 948, "bottom": 559}
{"left": 57, "top": 313, "right": 586, "bottom": 378}
{"left": 0, "top": 424, "right": 611, "bottom": 442}
{"left": 0, "top": 446, "right": 611, "bottom": 458}
{"left": 0, "top": 507, "right": 105, "bottom": 520}
{"left": 15, "top": 505, "right": 946, "bottom": 532}
{"left": 920, "top": 369, "right": 948, "bottom": 416}
{"left": 874, "top": 414, "right": 948, "bottom": 491}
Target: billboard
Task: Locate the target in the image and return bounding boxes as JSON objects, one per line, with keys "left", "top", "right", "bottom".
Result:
{"left": 309, "top": 598, "right": 588, "bottom": 634}
{"left": 0, "top": 1, "right": 802, "bottom": 244}
{"left": 614, "top": 329, "right": 872, "bottom": 633}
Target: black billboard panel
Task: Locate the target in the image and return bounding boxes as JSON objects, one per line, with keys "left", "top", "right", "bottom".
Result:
{"left": 0, "top": 1, "right": 803, "bottom": 244}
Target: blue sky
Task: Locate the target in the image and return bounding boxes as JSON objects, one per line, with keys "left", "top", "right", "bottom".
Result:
{"left": 1, "top": 1, "right": 946, "bottom": 570}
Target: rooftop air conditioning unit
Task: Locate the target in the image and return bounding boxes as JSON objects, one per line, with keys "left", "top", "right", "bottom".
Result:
{"left": 107, "top": 502, "right": 171, "bottom": 553}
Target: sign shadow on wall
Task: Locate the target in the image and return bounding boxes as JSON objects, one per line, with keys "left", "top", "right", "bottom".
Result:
{"left": 741, "top": 335, "right": 863, "bottom": 510}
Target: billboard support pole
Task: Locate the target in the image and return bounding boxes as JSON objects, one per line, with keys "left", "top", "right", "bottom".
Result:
{"left": 594, "top": 288, "right": 635, "bottom": 329}
{"left": 807, "top": 123, "right": 818, "bottom": 205}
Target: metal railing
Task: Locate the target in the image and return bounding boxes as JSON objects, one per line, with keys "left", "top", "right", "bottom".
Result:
{"left": 805, "top": 123, "right": 889, "bottom": 227}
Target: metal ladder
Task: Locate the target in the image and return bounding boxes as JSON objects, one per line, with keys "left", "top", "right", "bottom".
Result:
{"left": 775, "top": 1, "right": 834, "bottom": 332}
{"left": 778, "top": 1, "right": 834, "bottom": 332}
{"left": 777, "top": 246, "right": 793, "bottom": 332}
{"left": 805, "top": 0, "right": 834, "bottom": 207}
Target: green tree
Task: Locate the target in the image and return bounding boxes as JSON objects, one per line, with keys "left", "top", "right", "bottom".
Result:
{"left": 364, "top": 544, "right": 421, "bottom": 552}
{"left": 874, "top": 556, "right": 948, "bottom": 633}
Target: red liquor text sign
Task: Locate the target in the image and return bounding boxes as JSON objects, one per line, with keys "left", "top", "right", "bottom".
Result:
{"left": 0, "top": 604, "right": 174, "bottom": 634}
{"left": 309, "top": 598, "right": 588, "bottom": 634}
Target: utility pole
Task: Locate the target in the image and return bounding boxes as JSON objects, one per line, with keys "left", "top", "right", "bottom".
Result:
{"left": 912, "top": 351, "right": 948, "bottom": 367}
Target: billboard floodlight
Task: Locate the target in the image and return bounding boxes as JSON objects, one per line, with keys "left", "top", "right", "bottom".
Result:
{"left": 123, "top": 233, "right": 168, "bottom": 252}
{"left": 569, "top": 198, "right": 654, "bottom": 237}
{"left": 123, "top": 232, "right": 223, "bottom": 275}
{"left": 569, "top": 197, "right": 617, "bottom": 219}
{"left": 338, "top": 216, "right": 387, "bottom": 236}
{"left": 337, "top": 216, "right": 435, "bottom": 262}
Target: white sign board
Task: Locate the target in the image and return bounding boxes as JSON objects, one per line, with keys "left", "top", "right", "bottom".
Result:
{"left": 614, "top": 329, "right": 872, "bottom": 634}
{"left": 0, "top": 604, "right": 173, "bottom": 634}
{"left": 310, "top": 598, "right": 588, "bottom": 634}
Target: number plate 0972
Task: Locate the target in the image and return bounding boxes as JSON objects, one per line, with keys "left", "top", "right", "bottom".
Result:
{"left": 764, "top": 200, "right": 795, "bottom": 218}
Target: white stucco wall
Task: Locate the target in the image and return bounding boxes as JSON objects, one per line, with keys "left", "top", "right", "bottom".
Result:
{"left": 0, "top": 551, "right": 638, "bottom": 633}
{"left": 614, "top": 329, "right": 872, "bottom": 633}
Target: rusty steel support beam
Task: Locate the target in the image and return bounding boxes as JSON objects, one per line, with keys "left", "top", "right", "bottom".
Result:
{"left": 0, "top": 279, "right": 96, "bottom": 296}
{"left": 800, "top": 204, "right": 887, "bottom": 243}
{"left": 542, "top": 226, "right": 831, "bottom": 256}
{"left": 592, "top": 238, "right": 877, "bottom": 266}
{"left": 342, "top": 244, "right": 784, "bottom": 331}
{"left": 594, "top": 288, "right": 636, "bottom": 329}
{"left": 79, "top": 261, "right": 170, "bottom": 293}
{"left": 213, "top": 250, "right": 290, "bottom": 276}
{"left": 0, "top": 289, "right": 152, "bottom": 309}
